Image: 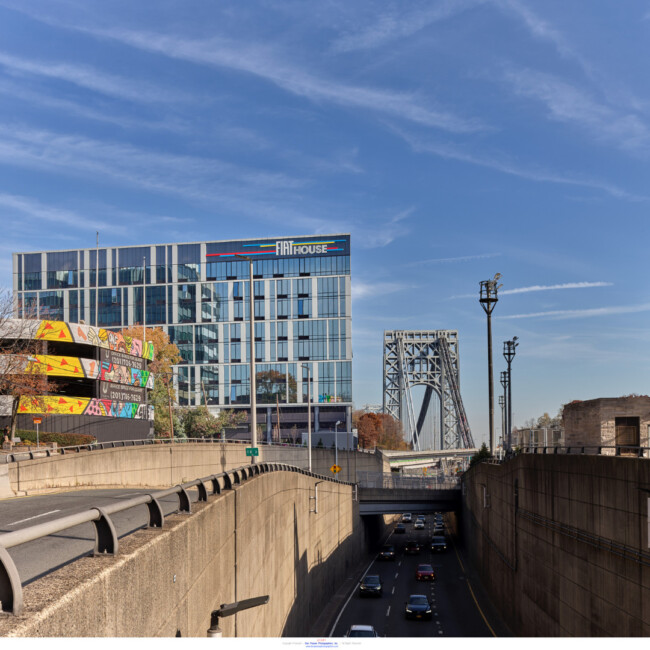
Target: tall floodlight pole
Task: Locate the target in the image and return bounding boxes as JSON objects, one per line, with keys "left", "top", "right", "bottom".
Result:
{"left": 479, "top": 274, "right": 502, "bottom": 455}
{"left": 503, "top": 337, "right": 519, "bottom": 451}
{"left": 236, "top": 255, "right": 257, "bottom": 462}
{"left": 498, "top": 394, "right": 505, "bottom": 451}
{"left": 499, "top": 371, "right": 508, "bottom": 446}
{"left": 302, "top": 363, "right": 312, "bottom": 472}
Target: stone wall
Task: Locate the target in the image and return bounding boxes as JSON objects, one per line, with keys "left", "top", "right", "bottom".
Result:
{"left": 461, "top": 454, "right": 650, "bottom": 636}
{"left": 0, "top": 469, "right": 388, "bottom": 637}
{"left": 563, "top": 397, "right": 650, "bottom": 450}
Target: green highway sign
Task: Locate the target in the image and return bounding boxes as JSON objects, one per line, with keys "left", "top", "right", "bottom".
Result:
{"left": 246, "top": 447, "right": 259, "bottom": 457}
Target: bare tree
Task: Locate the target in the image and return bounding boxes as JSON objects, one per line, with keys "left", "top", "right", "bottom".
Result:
{"left": 0, "top": 289, "right": 49, "bottom": 442}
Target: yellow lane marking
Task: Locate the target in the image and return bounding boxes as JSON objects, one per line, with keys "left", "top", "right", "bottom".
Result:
{"left": 451, "top": 533, "right": 497, "bottom": 637}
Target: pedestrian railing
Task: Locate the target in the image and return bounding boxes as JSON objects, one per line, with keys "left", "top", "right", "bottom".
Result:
{"left": 356, "top": 471, "right": 461, "bottom": 490}
{"left": 1, "top": 437, "right": 377, "bottom": 464}
{"left": 0, "top": 461, "right": 352, "bottom": 616}
{"left": 515, "top": 445, "right": 650, "bottom": 458}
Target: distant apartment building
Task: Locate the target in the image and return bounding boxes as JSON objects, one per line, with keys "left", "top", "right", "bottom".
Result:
{"left": 13, "top": 235, "right": 352, "bottom": 440}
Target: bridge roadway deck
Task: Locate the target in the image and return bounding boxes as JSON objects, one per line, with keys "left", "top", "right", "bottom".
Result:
{"left": 358, "top": 487, "right": 461, "bottom": 515}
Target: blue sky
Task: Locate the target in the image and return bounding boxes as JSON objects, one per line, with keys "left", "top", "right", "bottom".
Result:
{"left": 0, "top": 0, "right": 649, "bottom": 446}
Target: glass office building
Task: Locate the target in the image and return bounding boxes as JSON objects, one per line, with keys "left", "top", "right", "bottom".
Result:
{"left": 13, "top": 235, "right": 352, "bottom": 440}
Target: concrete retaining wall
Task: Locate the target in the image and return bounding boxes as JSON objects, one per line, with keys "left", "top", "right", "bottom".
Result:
{"left": 6, "top": 444, "right": 387, "bottom": 493}
{"left": 462, "top": 454, "right": 650, "bottom": 636}
{"left": 0, "top": 468, "right": 388, "bottom": 637}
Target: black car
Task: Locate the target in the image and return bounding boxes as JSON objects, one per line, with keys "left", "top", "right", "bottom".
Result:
{"left": 394, "top": 523, "right": 406, "bottom": 534}
{"left": 430, "top": 535, "right": 447, "bottom": 552}
{"left": 404, "top": 540, "right": 420, "bottom": 555}
{"left": 359, "top": 574, "right": 383, "bottom": 597}
{"left": 405, "top": 594, "right": 432, "bottom": 620}
{"left": 378, "top": 544, "right": 396, "bottom": 560}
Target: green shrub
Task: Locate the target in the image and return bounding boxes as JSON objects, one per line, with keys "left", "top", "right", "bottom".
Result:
{"left": 469, "top": 442, "right": 493, "bottom": 467}
{"left": 16, "top": 429, "right": 96, "bottom": 447}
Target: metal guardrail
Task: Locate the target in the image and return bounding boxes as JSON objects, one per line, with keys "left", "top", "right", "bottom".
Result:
{"left": 0, "top": 437, "right": 379, "bottom": 464}
{"left": 356, "top": 471, "right": 461, "bottom": 490}
{"left": 0, "top": 461, "right": 352, "bottom": 616}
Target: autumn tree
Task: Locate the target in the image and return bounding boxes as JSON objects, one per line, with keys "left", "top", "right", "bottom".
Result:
{"left": 118, "top": 325, "right": 182, "bottom": 438}
{"left": 375, "top": 413, "right": 410, "bottom": 450}
{"left": 256, "top": 369, "right": 297, "bottom": 403}
{"left": 357, "top": 412, "right": 382, "bottom": 449}
{"left": 0, "top": 290, "right": 50, "bottom": 441}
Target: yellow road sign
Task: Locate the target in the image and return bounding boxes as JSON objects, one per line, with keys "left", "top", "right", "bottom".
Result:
{"left": 330, "top": 464, "right": 341, "bottom": 474}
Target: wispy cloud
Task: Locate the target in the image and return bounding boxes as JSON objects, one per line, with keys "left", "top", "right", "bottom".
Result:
{"left": 352, "top": 280, "right": 408, "bottom": 301}
{"left": 501, "top": 281, "right": 613, "bottom": 295}
{"left": 408, "top": 252, "right": 501, "bottom": 267}
{"left": 0, "top": 192, "right": 114, "bottom": 232}
{"left": 354, "top": 208, "right": 413, "bottom": 249}
{"left": 35, "top": 22, "right": 485, "bottom": 134}
{"left": 331, "top": 0, "right": 486, "bottom": 53}
{"left": 451, "top": 281, "right": 613, "bottom": 299}
{"left": 392, "top": 125, "right": 647, "bottom": 200}
{"left": 0, "top": 78, "right": 190, "bottom": 133}
{"left": 0, "top": 51, "right": 185, "bottom": 104}
{"left": 498, "top": 303, "right": 650, "bottom": 320}
{"left": 492, "top": 0, "right": 591, "bottom": 72}
{"left": 502, "top": 66, "right": 650, "bottom": 153}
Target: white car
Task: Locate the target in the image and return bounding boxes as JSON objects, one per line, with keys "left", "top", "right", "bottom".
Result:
{"left": 401, "top": 513, "right": 412, "bottom": 523}
{"left": 346, "top": 625, "right": 379, "bottom": 637}
{"left": 413, "top": 519, "right": 424, "bottom": 530}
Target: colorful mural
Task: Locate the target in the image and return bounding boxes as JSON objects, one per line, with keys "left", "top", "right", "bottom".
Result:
{"left": 19, "top": 395, "right": 153, "bottom": 420}
{"left": 24, "top": 355, "right": 153, "bottom": 389}
{"left": 35, "top": 320, "right": 154, "bottom": 361}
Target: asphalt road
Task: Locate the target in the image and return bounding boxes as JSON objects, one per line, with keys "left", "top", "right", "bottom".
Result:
{"left": 331, "top": 516, "right": 494, "bottom": 638}
{"left": 0, "top": 489, "right": 199, "bottom": 584}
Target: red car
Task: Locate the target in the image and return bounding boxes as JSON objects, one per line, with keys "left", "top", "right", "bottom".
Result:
{"left": 415, "top": 564, "right": 435, "bottom": 581}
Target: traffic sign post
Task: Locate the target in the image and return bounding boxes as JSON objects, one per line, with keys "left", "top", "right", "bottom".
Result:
{"left": 33, "top": 417, "right": 42, "bottom": 448}
{"left": 246, "top": 447, "right": 259, "bottom": 457}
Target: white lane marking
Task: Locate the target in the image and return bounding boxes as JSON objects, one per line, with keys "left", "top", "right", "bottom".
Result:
{"left": 394, "top": 572, "right": 399, "bottom": 579}
{"left": 328, "top": 558, "right": 376, "bottom": 637}
{"left": 398, "top": 561, "right": 402, "bottom": 566}
{"left": 7, "top": 510, "right": 60, "bottom": 526}
{"left": 391, "top": 587, "right": 395, "bottom": 595}
{"left": 386, "top": 606, "right": 391, "bottom": 617}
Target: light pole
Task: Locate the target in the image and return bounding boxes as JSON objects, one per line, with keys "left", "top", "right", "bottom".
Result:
{"left": 301, "top": 363, "right": 312, "bottom": 472}
{"left": 479, "top": 274, "right": 502, "bottom": 455}
{"left": 335, "top": 420, "right": 342, "bottom": 469}
{"left": 498, "top": 394, "right": 505, "bottom": 453}
{"left": 235, "top": 254, "right": 257, "bottom": 463}
{"left": 142, "top": 256, "right": 147, "bottom": 350}
{"left": 500, "top": 370, "right": 508, "bottom": 447}
{"left": 95, "top": 232, "right": 99, "bottom": 329}
{"left": 503, "top": 336, "right": 519, "bottom": 451}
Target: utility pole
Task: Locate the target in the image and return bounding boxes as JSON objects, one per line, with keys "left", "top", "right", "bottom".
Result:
{"left": 479, "top": 274, "right": 502, "bottom": 455}
{"left": 503, "top": 337, "right": 519, "bottom": 452}
{"left": 142, "top": 256, "right": 147, "bottom": 350}
{"left": 498, "top": 394, "right": 505, "bottom": 453}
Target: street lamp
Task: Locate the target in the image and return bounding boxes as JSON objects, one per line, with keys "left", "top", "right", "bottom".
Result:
{"left": 500, "top": 370, "right": 508, "bottom": 447}
{"left": 503, "top": 336, "right": 519, "bottom": 451}
{"left": 479, "top": 273, "right": 502, "bottom": 455}
{"left": 301, "top": 363, "right": 312, "bottom": 472}
{"left": 235, "top": 254, "right": 257, "bottom": 463}
{"left": 498, "top": 394, "right": 505, "bottom": 453}
{"left": 335, "top": 420, "right": 342, "bottom": 470}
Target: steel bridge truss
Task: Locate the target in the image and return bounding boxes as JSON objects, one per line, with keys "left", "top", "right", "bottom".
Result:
{"left": 383, "top": 330, "right": 474, "bottom": 451}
